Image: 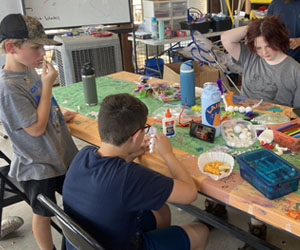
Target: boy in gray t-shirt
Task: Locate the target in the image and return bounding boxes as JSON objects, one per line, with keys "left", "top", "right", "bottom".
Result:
{"left": 222, "top": 15, "right": 300, "bottom": 108}
{"left": 0, "top": 14, "right": 78, "bottom": 250}
{"left": 221, "top": 15, "right": 300, "bottom": 250}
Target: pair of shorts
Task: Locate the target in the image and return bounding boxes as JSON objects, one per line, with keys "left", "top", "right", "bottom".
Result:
{"left": 20, "top": 175, "right": 65, "bottom": 217}
{"left": 141, "top": 210, "right": 190, "bottom": 250}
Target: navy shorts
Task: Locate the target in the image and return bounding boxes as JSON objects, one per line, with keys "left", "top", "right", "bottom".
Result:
{"left": 141, "top": 210, "right": 190, "bottom": 250}
{"left": 20, "top": 175, "right": 65, "bottom": 217}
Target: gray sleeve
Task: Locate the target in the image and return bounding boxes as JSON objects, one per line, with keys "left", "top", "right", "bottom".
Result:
{"left": 231, "top": 42, "right": 251, "bottom": 68}
{"left": 0, "top": 86, "right": 36, "bottom": 131}
{"left": 236, "top": 43, "right": 251, "bottom": 66}
{"left": 293, "top": 71, "right": 300, "bottom": 108}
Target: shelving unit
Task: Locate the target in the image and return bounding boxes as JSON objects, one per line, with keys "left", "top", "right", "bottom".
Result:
{"left": 142, "top": 0, "right": 187, "bottom": 32}
{"left": 249, "top": 0, "right": 272, "bottom": 19}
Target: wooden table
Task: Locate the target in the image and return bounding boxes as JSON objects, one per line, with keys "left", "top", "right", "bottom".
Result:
{"left": 61, "top": 71, "right": 300, "bottom": 249}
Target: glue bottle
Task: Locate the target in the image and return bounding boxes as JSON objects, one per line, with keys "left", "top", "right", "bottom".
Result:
{"left": 162, "top": 108, "right": 175, "bottom": 137}
{"left": 201, "top": 82, "right": 221, "bottom": 137}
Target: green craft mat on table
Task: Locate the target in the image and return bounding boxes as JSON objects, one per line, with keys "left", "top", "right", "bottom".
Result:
{"left": 53, "top": 76, "right": 300, "bottom": 171}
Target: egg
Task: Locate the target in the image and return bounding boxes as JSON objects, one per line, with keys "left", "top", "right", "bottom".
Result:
{"left": 234, "top": 125, "right": 242, "bottom": 134}
{"left": 245, "top": 106, "right": 252, "bottom": 113}
{"left": 227, "top": 106, "right": 234, "bottom": 112}
{"left": 239, "top": 106, "right": 246, "bottom": 113}
{"left": 239, "top": 132, "right": 247, "bottom": 140}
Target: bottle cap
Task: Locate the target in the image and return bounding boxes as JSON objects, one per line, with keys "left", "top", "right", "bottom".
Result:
{"left": 180, "top": 60, "right": 194, "bottom": 72}
{"left": 151, "top": 17, "right": 157, "bottom": 22}
{"left": 81, "top": 62, "right": 95, "bottom": 75}
{"left": 165, "top": 108, "right": 172, "bottom": 118}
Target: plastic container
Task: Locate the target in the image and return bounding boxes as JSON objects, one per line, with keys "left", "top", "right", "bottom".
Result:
{"left": 210, "top": 17, "right": 232, "bottom": 31}
{"left": 162, "top": 108, "right": 176, "bottom": 137}
{"left": 201, "top": 82, "right": 221, "bottom": 137}
{"left": 180, "top": 60, "right": 195, "bottom": 107}
{"left": 237, "top": 148, "right": 300, "bottom": 200}
{"left": 180, "top": 21, "right": 210, "bottom": 34}
{"left": 254, "top": 113, "right": 290, "bottom": 125}
{"left": 81, "top": 63, "right": 98, "bottom": 106}
{"left": 144, "top": 57, "right": 164, "bottom": 78}
{"left": 151, "top": 17, "right": 158, "bottom": 40}
{"left": 268, "top": 118, "right": 300, "bottom": 151}
{"left": 221, "top": 119, "right": 257, "bottom": 148}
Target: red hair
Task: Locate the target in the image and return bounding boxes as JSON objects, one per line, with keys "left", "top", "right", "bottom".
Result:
{"left": 247, "top": 15, "right": 290, "bottom": 53}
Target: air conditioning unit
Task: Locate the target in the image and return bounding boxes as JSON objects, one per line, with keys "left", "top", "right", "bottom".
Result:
{"left": 54, "top": 34, "right": 122, "bottom": 86}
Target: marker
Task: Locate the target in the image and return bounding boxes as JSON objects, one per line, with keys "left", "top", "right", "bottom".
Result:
{"left": 293, "top": 133, "right": 300, "bottom": 138}
{"left": 281, "top": 124, "right": 300, "bottom": 133}
{"left": 288, "top": 129, "right": 300, "bottom": 136}
{"left": 276, "top": 123, "right": 295, "bottom": 131}
{"left": 285, "top": 128, "right": 300, "bottom": 136}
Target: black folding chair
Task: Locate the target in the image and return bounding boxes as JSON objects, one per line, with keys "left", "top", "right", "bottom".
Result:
{"left": 0, "top": 151, "right": 62, "bottom": 235}
{"left": 0, "top": 151, "right": 30, "bottom": 233}
{"left": 37, "top": 193, "right": 105, "bottom": 250}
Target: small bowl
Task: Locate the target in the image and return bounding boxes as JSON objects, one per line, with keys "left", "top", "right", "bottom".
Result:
{"left": 198, "top": 152, "right": 234, "bottom": 181}
{"left": 253, "top": 114, "right": 290, "bottom": 125}
{"left": 221, "top": 119, "right": 257, "bottom": 148}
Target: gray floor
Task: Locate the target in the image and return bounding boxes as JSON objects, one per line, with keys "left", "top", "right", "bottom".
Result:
{"left": 0, "top": 126, "right": 299, "bottom": 250}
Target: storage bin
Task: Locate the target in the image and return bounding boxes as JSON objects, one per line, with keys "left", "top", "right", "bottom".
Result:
{"left": 144, "top": 57, "right": 164, "bottom": 78}
{"left": 180, "top": 21, "right": 210, "bottom": 33}
{"left": 210, "top": 17, "right": 232, "bottom": 31}
{"left": 268, "top": 118, "right": 300, "bottom": 151}
{"left": 143, "top": 1, "right": 170, "bottom": 18}
{"left": 236, "top": 148, "right": 300, "bottom": 200}
{"left": 172, "top": 1, "right": 187, "bottom": 17}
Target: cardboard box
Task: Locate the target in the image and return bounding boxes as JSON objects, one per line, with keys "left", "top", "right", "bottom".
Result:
{"left": 163, "top": 61, "right": 219, "bottom": 87}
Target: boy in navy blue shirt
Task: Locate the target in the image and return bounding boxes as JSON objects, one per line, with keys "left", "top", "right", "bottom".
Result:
{"left": 63, "top": 93, "right": 209, "bottom": 250}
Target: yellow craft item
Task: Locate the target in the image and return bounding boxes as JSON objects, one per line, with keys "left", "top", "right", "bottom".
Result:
{"left": 203, "top": 161, "right": 231, "bottom": 176}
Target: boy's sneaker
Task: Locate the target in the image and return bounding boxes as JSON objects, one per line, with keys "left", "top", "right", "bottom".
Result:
{"left": 204, "top": 199, "right": 228, "bottom": 220}
{"left": 0, "top": 216, "right": 24, "bottom": 239}
{"left": 238, "top": 223, "right": 267, "bottom": 250}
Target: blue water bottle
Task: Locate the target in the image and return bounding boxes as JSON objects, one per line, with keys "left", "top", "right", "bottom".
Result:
{"left": 180, "top": 60, "right": 195, "bottom": 107}
{"left": 201, "top": 82, "right": 221, "bottom": 137}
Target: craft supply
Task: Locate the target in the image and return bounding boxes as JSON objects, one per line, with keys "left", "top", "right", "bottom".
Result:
{"left": 180, "top": 60, "right": 195, "bottom": 107}
{"left": 201, "top": 82, "right": 221, "bottom": 137}
{"left": 276, "top": 123, "right": 296, "bottom": 131}
{"left": 258, "top": 129, "right": 274, "bottom": 145}
{"left": 221, "top": 119, "right": 257, "bottom": 148}
{"left": 217, "top": 78, "right": 228, "bottom": 111}
{"left": 198, "top": 152, "right": 234, "bottom": 181}
{"left": 162, "top": 108, "right": 175, "bottom": 137}
{"left": 237, "top": 148, "right": 300, "bottom": 200}
{"left": 148, "top": 127, "right": 157, "bottom": 154}
{"left": 151, "top": 82, "right": 180, "bottom": 103}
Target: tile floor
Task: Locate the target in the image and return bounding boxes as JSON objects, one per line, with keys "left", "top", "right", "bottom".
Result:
{"left": 0, "top": 125, "right": 299, "bottom": 250}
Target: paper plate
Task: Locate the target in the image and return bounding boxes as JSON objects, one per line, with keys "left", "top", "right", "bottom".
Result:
{"left": 198, "top": 152, "right": 234, "bottom": 181}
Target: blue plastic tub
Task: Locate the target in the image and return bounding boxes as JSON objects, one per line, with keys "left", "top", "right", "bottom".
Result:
{"left": 144, "top": 57, "right": 164, "bottom": 78}
{"left": 236, "top": 148, "right": 300, "bottom": 200}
